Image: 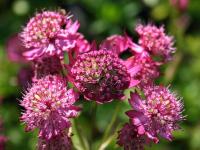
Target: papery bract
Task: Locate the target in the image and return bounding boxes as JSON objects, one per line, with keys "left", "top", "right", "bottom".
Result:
{"left": 125, "top": 52, "right": 160, "bottom": 86}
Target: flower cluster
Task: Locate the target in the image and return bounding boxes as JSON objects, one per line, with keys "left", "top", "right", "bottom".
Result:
{"left": 116, "top": 23, "right": 184, "bottom": 149}
{"left": 12, "top": 9, "right": 185, "bottom": 150}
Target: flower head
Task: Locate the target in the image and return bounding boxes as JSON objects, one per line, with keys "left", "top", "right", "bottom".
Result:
{"left": 21, "top": 75, "right": 80, "bottom": 140}
{"left": 117, "top": 123, "right": 145, "bottom": 150}
{"left": 68, "top": 49, "right": 139, "bottom": 103}
{"left": 21, "top": 10, "right": 80, "bottom": 60}
{"left": 135, "top": 24, "right": 175, "bottom": 61}
{"left": 127, "top": 85, "right": 184, "bottom": 142}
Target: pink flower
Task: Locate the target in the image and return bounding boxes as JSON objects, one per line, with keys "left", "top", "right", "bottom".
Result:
{"left": 67, "top": 49, "right": 139, "bottom": 103}
{"left": 125, "top": 52, "right": 160, "bottom": 86}
{"left": 135, "top": 24, "right": 175, "bottom": 61}
{"left": 32, "top": 56, "right": 63, "bottom": 80}
{"left": 20, "top": 75, "right": 80, "bottom": 140}
{"left": 21, "top": 10, "right": 80, "bottom": 60}
{"left": 38, "top": 131, "right": 72, "bottom": 150}
{"left": 117, "top": 123, "right": 145, "bottom": 150}
{"left": 126, "top": 85, "right": 184, "bottom": 142}
{"left": 6, "top": 34, "right": 28, "bottom": 63}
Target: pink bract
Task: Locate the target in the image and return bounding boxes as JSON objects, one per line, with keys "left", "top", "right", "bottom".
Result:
{"left": 100, "top": 34, "right": 143, "bottom": 54}
{"left": 125, "top": 51, "right": 160, "bottom": 86}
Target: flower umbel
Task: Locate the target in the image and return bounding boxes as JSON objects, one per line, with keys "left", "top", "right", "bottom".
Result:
{"left": 68, "top": 49, "right": 133, "bottom": 103}
{"left": 135, "top": 24, "right": 175, "bottom": 61}
{"left": 21, "top": 75, "right": 80, "bottom": 140}
{"left": 21, "top": 10, "right": 79, "bottom": 60}
{"left": 126, "top": 85, "right": 184, "bottom": 142}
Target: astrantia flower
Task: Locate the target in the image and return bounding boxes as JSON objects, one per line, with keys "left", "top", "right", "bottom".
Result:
{"left": 126, "top": 85, "right": 184, "bottom": 142}
{"left": 33, "top": 56, "right": 63, "bottom": 80}
{"left": 21, "top": 10, "right": 80, "bottom": 60}
{"left": 21, "top": 75, "right": 80, "bottom": 140}
{"left": 125, "top": 52, "right": 160, "bottom": 86}
{"left": 135, "top": 24, "right": 175, "bottom": 61}
{"left": 117, "top": 123, "right": 145, "bottom": 150}
{"left": 68, "top": 49, "right": 139, "bottom": 103}
{"left": 38, "top": 132, "right": 72, "bottom": 150}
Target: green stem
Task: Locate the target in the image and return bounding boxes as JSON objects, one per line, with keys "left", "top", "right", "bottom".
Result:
{"left": 99, "top": 103, "right": 120, "bottom": 149}
{"left": 98, "top": 124, "right": 121, "bottom": 150}
{"left": 73, "top": 119, "right": 88, "bottom": 150}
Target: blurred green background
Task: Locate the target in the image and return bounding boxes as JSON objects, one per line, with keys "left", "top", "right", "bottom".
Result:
{"left": 0, "top": 0, "right": 200, "bottom": 149}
